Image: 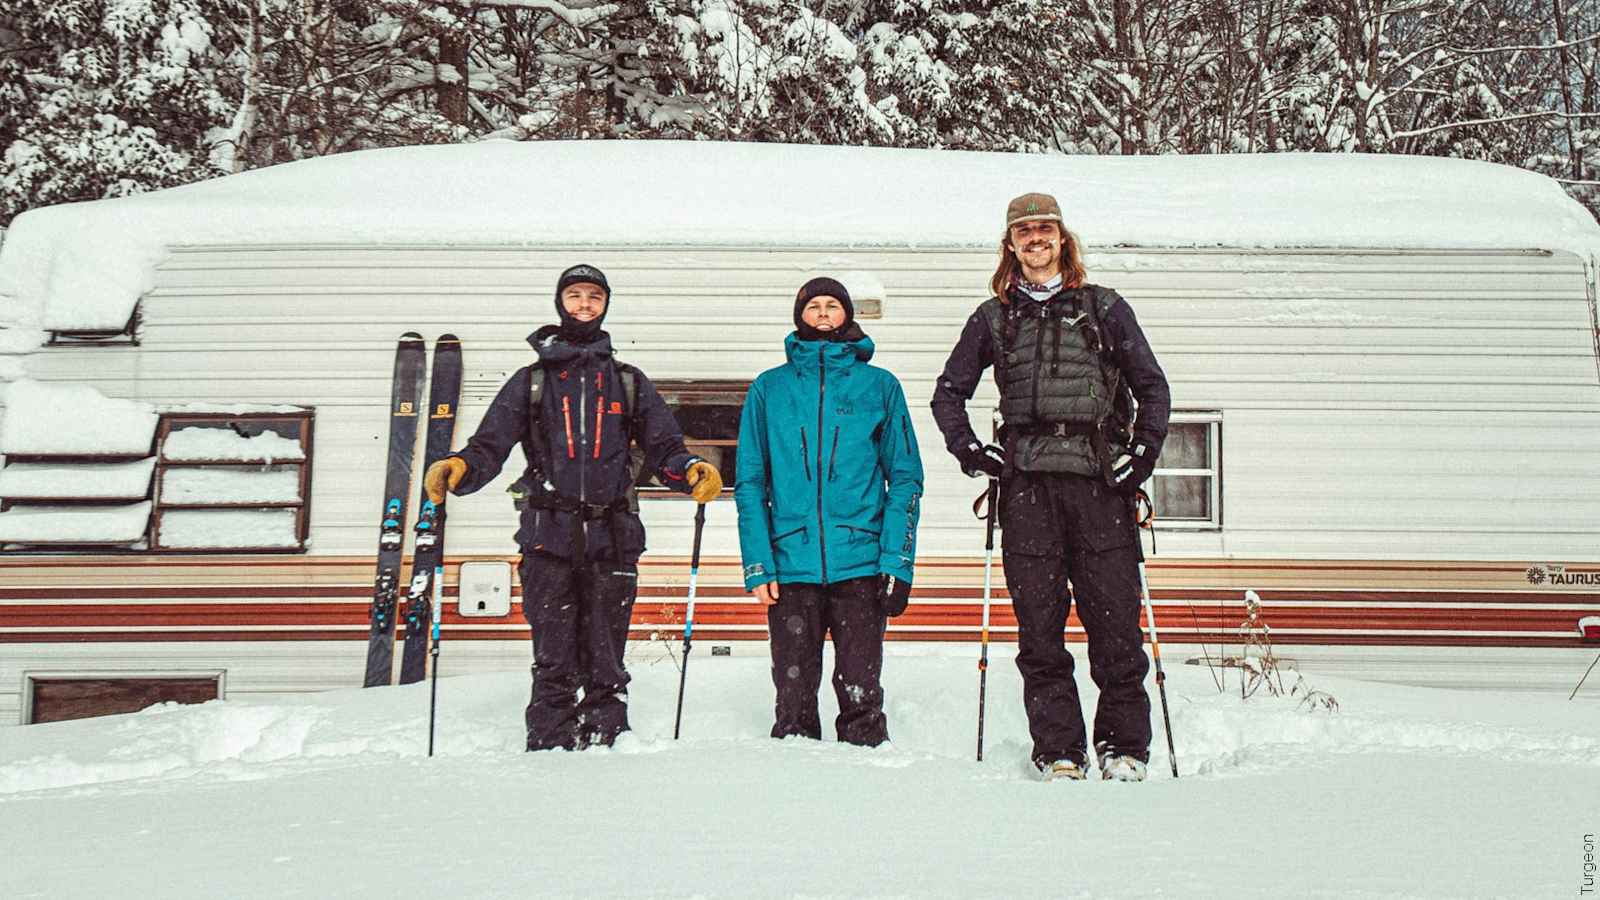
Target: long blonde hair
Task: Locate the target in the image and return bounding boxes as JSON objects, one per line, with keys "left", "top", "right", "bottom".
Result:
{"left": 989, "top": 224, "right": 1087, "bottom": 300}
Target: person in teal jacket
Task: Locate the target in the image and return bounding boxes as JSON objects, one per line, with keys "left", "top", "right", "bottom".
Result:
{"left": 735, "top": 277, "right": 924, "bottom": 746}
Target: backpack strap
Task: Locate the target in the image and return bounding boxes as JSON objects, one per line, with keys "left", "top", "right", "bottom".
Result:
{"left": 1082, "top": 284, "right": 1136, "bottom": 449}
{"left": 976, "top": 296, "right": 1013, "bottom": 390}
{"left": 523, "top": 365, "right": 556, "bottom": 483}
{"left": 615, "top": 361, "right": 640, "bottom": 443}
{"left": 614, "top": 360, "right": 643, "bottom": 511}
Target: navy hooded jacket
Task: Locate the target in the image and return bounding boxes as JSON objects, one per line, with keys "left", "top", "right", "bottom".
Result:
{"left": 447, "top": 326, "right": 698, "bottom": 562}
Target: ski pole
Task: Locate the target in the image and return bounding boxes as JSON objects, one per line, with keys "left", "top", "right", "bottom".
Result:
{"left": 427, "top": 557, "right": 444, "bottom": 757}
{"left": 673, "top": 502, "right": 707, "bottom": 739}
{"left": 1135, "top": 489, "right": 1178, "bottom": 778}
{"left": 1571, "top": 651, "right": 1600, "bottom": 701}
{"left": 976, "top": 477, "right": 998, "bottom": 762}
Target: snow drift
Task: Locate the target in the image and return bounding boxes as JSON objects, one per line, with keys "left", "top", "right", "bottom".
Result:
{"left": 2, "top": 650, "right": 1596, "bottom": 899}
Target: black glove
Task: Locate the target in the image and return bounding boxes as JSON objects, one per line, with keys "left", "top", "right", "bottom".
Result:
{"left": 878, "top": 574, "right": 912, "bottom": 617}
{"left": 954, "top": 440, "right": 1005, "bottom": 479}
{"left": 1110, "top": 441, "right": 1156, "bottom": 493}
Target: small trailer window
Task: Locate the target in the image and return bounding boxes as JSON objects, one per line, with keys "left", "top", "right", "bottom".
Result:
{"left": 25, "top": 672, "right": 223, "bottom": 724}
{"left": 45, "top": 307, "right": 141, "bottom": 347}
{"left": 636, "top": 381, "right": 747, "bottom": 495}
{"left": 1149, "top": 413, "right": 1221, "bottom": 529}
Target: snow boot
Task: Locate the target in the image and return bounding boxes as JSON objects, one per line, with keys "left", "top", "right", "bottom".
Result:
{"left": 1099, "top": 754, "right": 1148, "bottom": 782}
{"left": 1036, "top": 758, "right": 1089, "bottom": 782}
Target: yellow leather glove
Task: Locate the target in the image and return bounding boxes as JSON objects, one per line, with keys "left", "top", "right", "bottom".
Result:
{"left": 686, "top": 460, "right": 723, "bottom": 503}
{"left": 424, "top": 457, "right": 468, "bottom": 504}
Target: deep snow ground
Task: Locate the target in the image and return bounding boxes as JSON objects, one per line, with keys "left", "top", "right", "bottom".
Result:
{"left": 3, "top": 646, "right": 1597, "bottom": 899}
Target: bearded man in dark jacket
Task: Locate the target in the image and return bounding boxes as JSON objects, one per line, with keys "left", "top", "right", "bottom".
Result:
{"left": 931, "top": 193, "right": 1171, "bottom": 783}
{"left": 425, "top": 264, "right": 722, "bottom": 751}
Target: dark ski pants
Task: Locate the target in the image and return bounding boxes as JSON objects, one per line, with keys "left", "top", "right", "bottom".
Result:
{"left": 520, "top": 552, "right": 638, "bottom": 751}
{"left": 766, "top": 576, "right": 889, "bottom": 747}
{"left": 999, "top": 471, "right": 1151, "bottom": 768}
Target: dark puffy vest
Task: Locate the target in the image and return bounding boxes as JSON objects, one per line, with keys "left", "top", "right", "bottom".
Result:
{"left": 978, "top": 285, "right": 1130, "bottom": 476}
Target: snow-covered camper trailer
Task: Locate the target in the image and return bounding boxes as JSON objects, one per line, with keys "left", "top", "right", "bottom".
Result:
{"left": 1, "top": 142, "right": 1597, "bottom": 724}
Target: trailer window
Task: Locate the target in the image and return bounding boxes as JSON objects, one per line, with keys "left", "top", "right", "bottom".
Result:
{"left": 26, "top": 673, "right": 222, "bottom": 724}
{"left": 151, "top": 412, "right": 315, "bottom": 551}
{"left": 635, "top": 381, "right": 747, "bottom": 495}
{"left": 0, "top": 410, "right": 314, "bottom": 553}
{"left": 46, "top": 306, "right": 141, "bottom": 347}
{"left": 1149, "top": 413, "right": 1220, "bottom": 529}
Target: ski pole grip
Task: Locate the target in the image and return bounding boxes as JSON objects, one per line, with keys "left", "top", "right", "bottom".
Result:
{"left": 982, "top": 478, "right": 999, "bottom": 551}
{"left": 691, "top": 503, "right": 706, "bottom": 560}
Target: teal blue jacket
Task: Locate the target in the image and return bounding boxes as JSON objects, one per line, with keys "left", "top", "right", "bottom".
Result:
{"left": 735, "top": 332, "right": 924, "bottom": 590}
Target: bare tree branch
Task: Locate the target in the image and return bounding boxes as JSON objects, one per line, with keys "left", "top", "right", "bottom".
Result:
{"left": 1449, "top": 29, "right": 1600, "bottom": 56}
{"left": 1391, "top": 108, "right": 1600, "bottom": 139}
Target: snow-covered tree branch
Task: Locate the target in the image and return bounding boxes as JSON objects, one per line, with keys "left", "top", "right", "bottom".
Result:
{"left": 3, "top": 0, "right": 1598, "bottom": 224}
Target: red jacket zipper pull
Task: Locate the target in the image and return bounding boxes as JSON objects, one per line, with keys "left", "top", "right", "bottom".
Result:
{"left": 562, "top": 395, "right": 576, "bottom": 458}
{"left": 593, "top": 370, "right": 605, "bottom": 459}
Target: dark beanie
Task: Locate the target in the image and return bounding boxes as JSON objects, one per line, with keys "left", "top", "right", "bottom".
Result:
{"left": 553, "top": 263, "right": 610, "bottom": 342}
{"left": 793, "top": 277, "right": 854, "bottom": 340}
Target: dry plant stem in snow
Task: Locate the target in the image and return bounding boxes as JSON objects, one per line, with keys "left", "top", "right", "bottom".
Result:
{"left": 627, "top": 605, "right": 684, "bottom": 672}
{"left": 1221, "top": 590, "right": 1339, "bottom": 712}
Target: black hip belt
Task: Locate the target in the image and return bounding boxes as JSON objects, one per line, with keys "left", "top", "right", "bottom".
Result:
{"left": 509, "top": 476, "right": 628, "bottom": 520}
{"left": 535, "top": 496, "right": 628, "bottom": 520}
{"left": 1011, "top": 422, "right": 1099, "bottom": 438}
{"left": 1006, "top": 421, "right": 1125, "bottom": 488}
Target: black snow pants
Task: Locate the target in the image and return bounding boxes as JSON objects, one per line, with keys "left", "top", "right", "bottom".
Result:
{"left": 766, "top": 576, "right": 889, "bottom": 747}
{"left": 520, "top": 551, "right": 638, "bottom": 751}
{"left": 999, "top": 471, "right": 1151, "bottom": 768}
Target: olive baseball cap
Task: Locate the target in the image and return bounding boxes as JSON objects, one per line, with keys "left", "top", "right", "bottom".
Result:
{"left": 1006, "top": 192, "right": 1063, "bottom": 228}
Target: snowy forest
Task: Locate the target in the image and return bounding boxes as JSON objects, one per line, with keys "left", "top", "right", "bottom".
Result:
{"left": 3, "top": 0, "right": 1599, "bottom": 227}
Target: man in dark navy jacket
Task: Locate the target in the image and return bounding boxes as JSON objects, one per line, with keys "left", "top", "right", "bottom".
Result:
{"left": 426, "top": 264, "right": 722, "bottom": 751}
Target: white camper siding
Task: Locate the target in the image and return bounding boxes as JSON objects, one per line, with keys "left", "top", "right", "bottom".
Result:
{"left": 1102, "top": 249, "right": 1600, "bottom": 560}
{"left": 1222, "top": 408, "right": 1596, "bottom": 558}
{"left": 13, "top": 244, "right": 1599, "bottom": 564}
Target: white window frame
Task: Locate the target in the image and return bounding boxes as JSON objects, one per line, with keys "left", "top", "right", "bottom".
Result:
{"left": 1150, "top": 410, "right": 1222, "bottom": 530}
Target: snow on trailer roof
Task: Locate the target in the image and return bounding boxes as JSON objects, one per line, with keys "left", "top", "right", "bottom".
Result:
{"left": 1, "top": 140, "right": 1597, "bottom": 334}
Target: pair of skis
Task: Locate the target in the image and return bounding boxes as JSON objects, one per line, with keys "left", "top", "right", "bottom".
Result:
{"left": 364, "top": 333, "right": 462, "bottom": 689}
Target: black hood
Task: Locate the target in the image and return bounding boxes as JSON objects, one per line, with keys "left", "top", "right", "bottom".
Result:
{"left": 554, "top": 263, "right": 610, "bottom": 343}
{"left": 528, "top": 325, "right": 614, "bottom": 366}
